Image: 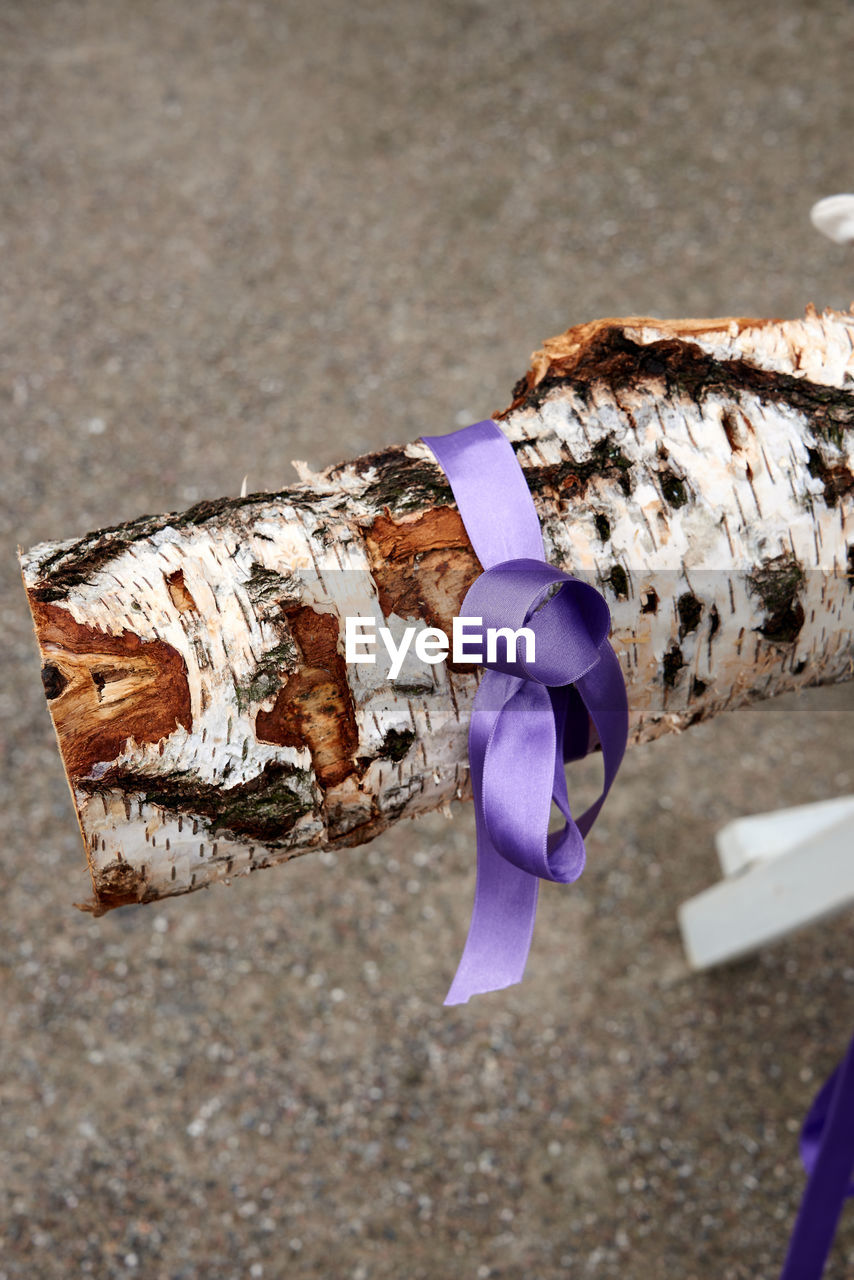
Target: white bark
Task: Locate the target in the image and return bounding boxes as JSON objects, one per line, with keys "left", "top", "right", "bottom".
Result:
{"left": 19, "top": 309, "right": 854, "bottom": 913}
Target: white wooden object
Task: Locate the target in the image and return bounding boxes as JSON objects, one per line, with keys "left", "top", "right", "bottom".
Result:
{"left": 678, "top": 798, "right": 854, "bottom": 970}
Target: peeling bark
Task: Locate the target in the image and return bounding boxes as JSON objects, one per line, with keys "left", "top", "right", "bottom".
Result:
{"left": 19, "top": 309, "right": 854, "bottom": 914}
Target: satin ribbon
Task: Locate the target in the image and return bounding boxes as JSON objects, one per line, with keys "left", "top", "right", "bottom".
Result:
{"left": 421, "top": 420, "right": 628, "bottom": 1005}
{"left": 423, "top": 421, "right": 851, "bottom": 1273}
{"left": 780, "top": 1032, "right": 854, "bottom": 1278}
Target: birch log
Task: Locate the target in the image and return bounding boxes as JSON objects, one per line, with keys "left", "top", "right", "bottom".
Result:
{"left": 19, "top": 310, "right": 854, "bottom": 915}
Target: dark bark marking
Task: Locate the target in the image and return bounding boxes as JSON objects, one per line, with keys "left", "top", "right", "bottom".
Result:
{"left": 806, "top": 447, "right": 854, "bottom": 508}
{"left": 660, "top": 469, "right": 689, "bottom": 509}
{"left": 356, "top": 445, "right": 454, "bottom": 513}
{"left": 747, "top": 553, "right": 806, "bottom": 644}
{"left": 41, "top": 663, "right": 68, "bottom": 700}
{"left": 708, "top": 604, "right": 721, "bottom": 640}
{"left": 662, "top": 643, "right": 685, "bottom": 687}
{"left": 608, "top": 564, "right": 629, "bottom": 600}
{"left": 380, "top": 729, "right": 415, "bottom": 762}
{"left": 505, "top": 327, "right": 854, "bottom": 452}
{"left": 79, "top": 761, "right": 315, "bottom": 850}
{"left": 758, "top": 601, "right": 806, "bottom": 645}
{"left": 640, "top": 588, "right": 659, "bottom": 615}
{"left": 677, "top": 593, "right": 704, "bottom": 639}
{"left": 509, "top": 434, "right": 634, "bottom": 499}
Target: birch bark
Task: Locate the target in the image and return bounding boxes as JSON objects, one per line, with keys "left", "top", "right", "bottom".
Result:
{"left": 19, "top": 310, "right": 854, "bottom": 913}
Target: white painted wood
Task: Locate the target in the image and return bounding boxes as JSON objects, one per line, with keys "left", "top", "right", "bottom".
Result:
{"left": 715, "top": 795, "right": 854, "bottom": 877}
{"left": 811, "top": 194, "right": 854, "bottom": 245}
{"left": 678, "top": 814, "right": 854, "bottom": 970}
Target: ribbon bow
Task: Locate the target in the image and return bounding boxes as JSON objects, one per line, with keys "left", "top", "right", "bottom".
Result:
{"left": 423, "top": 422, "right": 853, "bottom": 1280}
{"left": 422, "top": 420, "right": 628, "bottom": 1005}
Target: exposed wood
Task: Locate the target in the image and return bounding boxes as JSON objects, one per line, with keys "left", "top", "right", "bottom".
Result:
{"left": 18, "top": 309, "right": 854, "bottom": 914}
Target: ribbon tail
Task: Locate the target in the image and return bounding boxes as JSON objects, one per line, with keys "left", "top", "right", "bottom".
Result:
{"left": 444, "top": 669, "right": 540, "bottom": 1005}
{"left": 443, "top": 821, "right": 540, "bottom": 1006}
{"left": 780, "top": 1032, "right": 854, "bottom": 1279}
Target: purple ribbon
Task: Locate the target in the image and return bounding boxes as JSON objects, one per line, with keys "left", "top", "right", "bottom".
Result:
{"left": 421, "top": 420, "right": 628, "bottom": 1005}
{"left": 780, "top": 1032, "right": 854, "bottom": 1278}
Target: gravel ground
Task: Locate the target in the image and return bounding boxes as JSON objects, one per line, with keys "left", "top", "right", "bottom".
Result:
{"left": 2, "top": 2, "right": 854, "bottom": 1277}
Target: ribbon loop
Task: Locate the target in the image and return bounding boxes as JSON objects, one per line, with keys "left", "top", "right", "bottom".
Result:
{"left": 480, "top": 678, "right": 581, "bottom": 882}
{"left": 422, "top": 420, "right": 628, "bottom": 1005}
{"left": 462, "top": 558, "right": 611, "bottom": 685}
